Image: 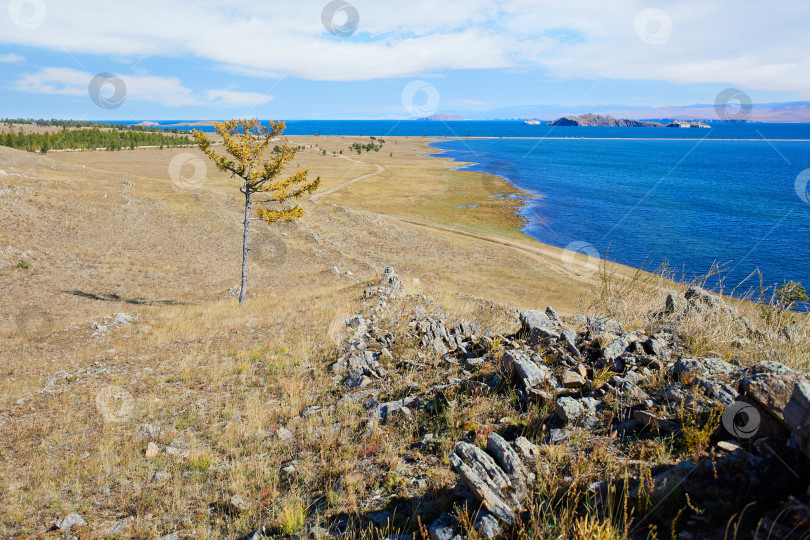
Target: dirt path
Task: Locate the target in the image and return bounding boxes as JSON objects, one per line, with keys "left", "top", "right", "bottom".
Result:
{"left": 310, "top": 154, "right": 384, "bottom": 201}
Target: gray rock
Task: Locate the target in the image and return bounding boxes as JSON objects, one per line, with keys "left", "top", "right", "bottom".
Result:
{"left": 644, "top": 338, "right": 672, "bottom": 360}
{"left": 230, "top": 494, "right": 250, "bottom": 513}
{"left": 608, "top": 378, "right": 650, "bottom": 405}
{"left": 111, "top": 517, "right": 133, "bottom": 534}
{"left": 277, "top": 426, "right": 294, "bottom": 440}
{"left": 367, "top": 510, "right": 394, "bottom": 526}
{"left": 781, "top": 325, "right": 799, "bottom": 341}
{"left": 486, "top": 433, "right": 531, "bottom": 500}
{"left": 152, "top": 470, "right": 172, "bottom": 482}
{"left": 160, "top": 533, "right": 180, "bottom": 540}
{"left": 545, "top": 306, "right": 562, "bottom": 325}
{"left": 556, "top": 397, "right": 583, "bottom": 421}
{"left": 587, "top": 316, "right": 623, "bottom": 336}
{"left": 555, "top": 396, "right": 599, "bottom": 424}
{"left": 785, "top": 381, "right": 810, "bottom": 438}
{"left": 520, "top": 310, "right": 561, "bottom": 343}
{"left": 694, "top": 377, "right": 738, "bottom": 405}
{"left": 473, "top": 510, "right": 502, "bottom": 539}
{"left": 450, "top": 437, "right": 523, "bottom": 524}
{"left": 740, "top": 369, "right": 809, "bottom": 428}
{"left": 374, "top": 396, "right": 421, "bottom": 422}
{"left": 561, "top": 328, "right": 581, "bottom": 357}
{"left": 333, "top": 350, "right": 386, "bottom": 380}
{"left": 685, "top": 285, "right": 726, "bottom": 312}
{"left": 634, "top": 410, "right": 677, "bottom": 432}
{"left": 602, "top": 338, "right": 629, "bottom": 361}
{"left": 664, "top": 293, "right": 682, "bottom": 315}
{"left": 672, "top": 357, "right": 733, "bottom": 380}
{"left": 428, "top": 514, "right": 461, "bottom": 540}
{"left": 501, "top": 350, "right": 553, "bottom": 389}
{"left": 56, "top": 512, "right": 87, "bottom": 531}
{"left": 514, "top": 436, "right": 540, "bottom": 465}
{"left": 785, "top": 381, "right": 810, "bottom": 458}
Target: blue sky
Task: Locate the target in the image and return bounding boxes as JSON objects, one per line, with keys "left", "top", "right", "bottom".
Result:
{"left": 0, "top": 0, "right": 808, "bottom": 120}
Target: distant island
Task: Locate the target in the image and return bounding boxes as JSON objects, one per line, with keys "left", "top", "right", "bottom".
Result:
{"left": 546, "top": 114, "right": 709, "bottom": 128}
{"left": 417, "top": 114, "right": 464, "bottom": 121}
{"left": 549, "top": 114, "right": 662, "bottom": 127}
{"left": 163, "top": 120, "right": 218, "bottom": 127}
{"left": 665, "top": 120, "right": 711, "bottom": 128}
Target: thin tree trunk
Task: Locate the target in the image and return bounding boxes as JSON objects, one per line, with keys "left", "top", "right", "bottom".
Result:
{"left": 239, "top": 189, "right": 251, "bottom": 305}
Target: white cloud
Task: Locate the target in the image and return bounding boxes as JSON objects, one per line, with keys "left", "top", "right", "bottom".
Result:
{"left": 206, "top": 89, "right": 273, "bottom": 106}
{"left": 0, "top": 1, "right": 808, "bottom": 96}
{"left": 0, "top": 53, "right": 24, "bottom": 62}
{"left": 15, "top": 67, "right": 271, "bottom": 107}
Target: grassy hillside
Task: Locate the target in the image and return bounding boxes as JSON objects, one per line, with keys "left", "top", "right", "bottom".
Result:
{"left": 1, "top": 139, "right": 807, "bottom": 538}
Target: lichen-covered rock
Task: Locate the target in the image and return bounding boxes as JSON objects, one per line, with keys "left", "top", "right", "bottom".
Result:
{"left": 587, "top": 316, "right": 623, "bottom": 336}
{"left": 450, "top": 434, "right": 532, "bottom": 526}
{"left": 501, "top": 350, "right": 553, "bottom": 389}
{"left": 672, "top": 357, "right": 734, "bottom": 380}
{"left": 520, "top": 310, "right": 561, "bottom": 343}
{"left": 602, "top": 338, "right": 629, "bottom": 361}
{"left": 784, "top": 381, "right": 810, "bottom": 458}
{"left": 740, "top": 366, "right": 809, "bottom": 428}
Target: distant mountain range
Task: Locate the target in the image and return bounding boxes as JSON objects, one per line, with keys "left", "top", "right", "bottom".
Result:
{"left": 440, "top": 101, "right": 810, "bottom": 123}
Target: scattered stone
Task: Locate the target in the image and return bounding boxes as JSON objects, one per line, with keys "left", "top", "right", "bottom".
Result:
{"left": 230, "top": 494, "right": 250, "bottom": 513}
{"left": 684, "top": 285, "right": 727, "bottom": 313}
{"left": 450, "top": 434, "right": 530, "bottom": 524}
{"left": 602, "top": 338, "right": 629, "bottom": 361}
{"left": 740, "top": 366, "right": 808, "bottom": 427}
{"left": 672, "top": 357, "right": 733, "bottom": 380}
{"left": 56, "top": 512, "right": 87, "bottom": 531}
{"left": 428, "top": 514, "right": 461, "bottom": 540}
{"left": 520, "top": 310, "right": 561, "bottom": 343}
{"left": 111, "top": 517, "right": 133, "bottom": 534}
{"left": 634, "top": 410, "right": 677, "bottom": 433}
{"left": 166, "top": 438, "right": 190, "bottom": 456}
{"left": 277, "top": 427, "right": 294, "bottom": 441}
{"left": 562, "top": 369, "right": 586, "bottom": 388}
{"left": 138, "top": 423, "right": 161, "bottom": 441}
{"left": 473, "top": 510, "right": 502, "bottom": 539}
{"left": 501, "top": 350, "right": 553, "bottom": 389}
{"left": 374, "top": 396, "right": 421, "bottom": 422}
{"left": 555, "top": 397, "right": 599, "bottom": 426}
{"left": 153, "top": 470, "right": 172, "bottom": 482}
{"left": 145, "top": 441, "right": 161, "bottom": 458}
{"left": 587, "top": 316, "right": 623, "bottom": 336}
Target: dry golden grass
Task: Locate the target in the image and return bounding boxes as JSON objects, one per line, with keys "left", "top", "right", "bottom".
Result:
{"left": 1, "top": 136, "right": 807, "bottom": 538}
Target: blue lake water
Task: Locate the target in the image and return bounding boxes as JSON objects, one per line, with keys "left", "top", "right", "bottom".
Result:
{"left": 127, "top": 119, "right": 810, "bottom": 141}
{"left": 429, "top": 133, "right": 810, "bottom": 301}
{"left": 123, "top": 119, "right": 810, "bottom": 300}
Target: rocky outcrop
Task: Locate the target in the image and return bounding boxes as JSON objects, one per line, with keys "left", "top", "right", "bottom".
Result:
{"left": 325, "top": 267, "right": 810, "bottom": 539}
{"left": 449, "top": 433, "right": 534, "bottom": 528}
{"left": 549, "top": 114, "right": 664, "bottom": 127}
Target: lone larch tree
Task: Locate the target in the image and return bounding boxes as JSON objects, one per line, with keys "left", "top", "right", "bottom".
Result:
{"left": 194, "top": 119, "right": 320, "bottom": 304}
